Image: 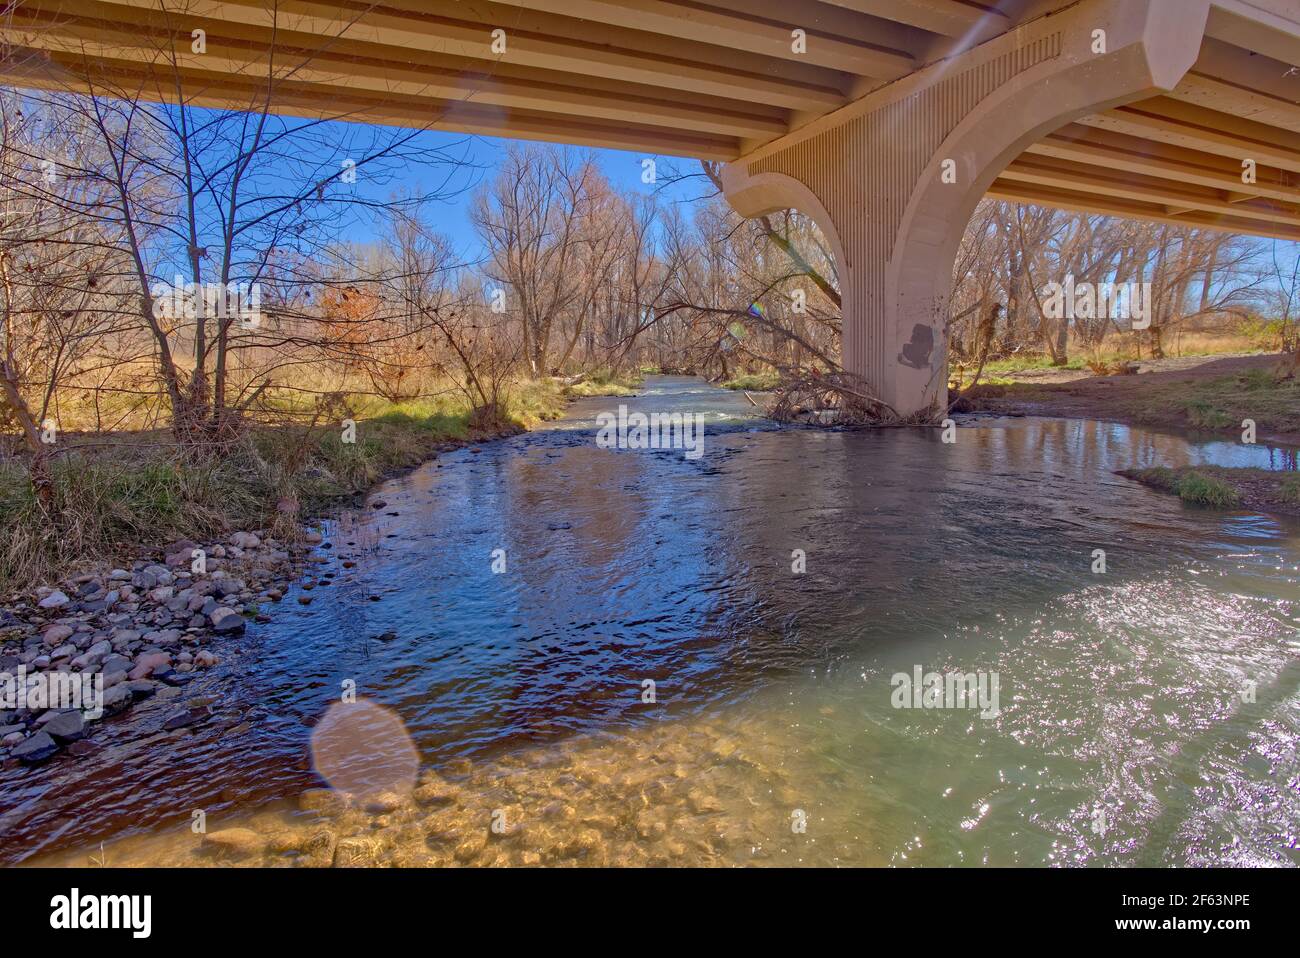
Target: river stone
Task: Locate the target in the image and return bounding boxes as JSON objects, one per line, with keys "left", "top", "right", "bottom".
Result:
{"left": 214, "top": 578, "right": 245, "bottom": 598}
{"left": 100, "top": 685, "right": 131, "bottom": 715}
{"left": 153, "top": 669, "right": 195, "bottom": 687}
{"left": 101, "top": 654, "right": 131, "bottom": 674}
{"left": 12, "top": 731, "right": 59, "bottom": 762}
{"left": 44, "top": 710, "right": 85, "bottom": 742}
{"left": 37, "top": 591, "right": 70, "bottom": 610}
{"left": 413, "top": 777, "right": 457, "bottom": 807}
{"left": 332, "top": 836, "right": 381, "bottom": 868}
{"left": 129, "top": 651, "right": 171, "bottom": 680}
{"left": 299, "top": 788, "right": 350, "bottom": 815}
{"left": 43, "top": 625, "right": 74, "bottom": 647}
{"left": 131, "top": 571, "right": 157, "bottom": 590}
{"left": 209, "top": 607, "right": 246, "bottom": 634}
{"left": 203, "top": 828, "right": 265, "bottom": 859}
{"left": 162, "top": 704, "right": 209, "bottom": 729}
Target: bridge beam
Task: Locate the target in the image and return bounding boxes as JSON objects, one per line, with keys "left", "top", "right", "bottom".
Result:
{"left": 721, "top": 0, "right": 1211, "bottom": 418}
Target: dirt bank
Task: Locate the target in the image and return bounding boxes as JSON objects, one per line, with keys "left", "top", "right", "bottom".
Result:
{"left": 964, "top": 353, "right": 1300, "bottom": 446}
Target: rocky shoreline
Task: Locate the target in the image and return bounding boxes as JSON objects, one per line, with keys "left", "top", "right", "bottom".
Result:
{"left": 0, "top": 527, "right": 325, "bottom": 766}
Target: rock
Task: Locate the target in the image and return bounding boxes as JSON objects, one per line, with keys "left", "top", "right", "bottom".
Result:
{"left": 363, "top": 791, "right": 408, "bottom": 814}
{"left": 130, "top": 571, "right": 157, "bottom": 590}
{"left": 12, "top": 731, "right": 59, "bottom": 763}
{"left": 67, "top": 739, "right": 102, "bottom": 757}
{"left": 687, "top": 789, "right": 724, "bottom": 815}
{"left": 162, "top": 704, "right": 210, "bottom": 729}
{"left": 413, "top": 778, "right": 457, "bottom": 807}
{"left": 38, "top": 591, "right": 70, "bottom": 610}
{"left": 333, "top": 836, "right": 380, "bottom": 867}
{"left": 299, "top": 788, "right": 350, "bottom": 816}
{"left": 209, "top": 607, "right": 246, "bottom": 634}
{"left": 43, "top": 625, "right": 74, "bottom": 647}
{"left": 149, "top": 586, "right": 175, "bottom": 604}
{"left": 230, "top": 532, "right": 261, "bottom": 549}
{"left": 44, "top": 710, "right": 85, "bottom": 742}
{"left": 100, "top": 685, "right": 131, "bottom": 715}
{"left": 3, "top": 731, "right": 25, "bottom": 747}
{"left": 203, "top": 827, "right": 265, "bottom": 859}
{"left": 453, "top": 833, "right": 488, "bottom": 863}
{"left": 153, "top": 669, "right": 195, "bottom": 687}
{"left": 164, "top": 539, "right": 199, "bottom": 565}
{"left": 194, "top": 650, "right": 219, "bottom": 668}
{"left": 129, "top": 651, "right": 171, "bottom": 680}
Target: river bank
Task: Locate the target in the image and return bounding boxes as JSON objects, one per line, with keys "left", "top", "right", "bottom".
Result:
{"left": 963, "top": 353, "right": 1300, "bottom": 445}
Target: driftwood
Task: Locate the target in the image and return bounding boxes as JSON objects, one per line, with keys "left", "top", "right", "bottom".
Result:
{"left": 766, "top": 370, "right": 914, "bottom": 425}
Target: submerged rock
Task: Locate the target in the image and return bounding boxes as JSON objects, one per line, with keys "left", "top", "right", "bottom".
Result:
{"left": 202, "top": 828, "right": 265, "bottom": 859}
{"left": 12, "top": 731, "right": 59, "bottom": 763}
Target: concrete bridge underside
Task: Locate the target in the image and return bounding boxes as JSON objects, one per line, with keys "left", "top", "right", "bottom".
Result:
{"left": 5, "top": 0, "right": 1299, "bottom": 415}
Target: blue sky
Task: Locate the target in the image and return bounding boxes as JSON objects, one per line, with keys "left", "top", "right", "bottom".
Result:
{"left": 339, "top": 127, "right": 711, "bottom": 268}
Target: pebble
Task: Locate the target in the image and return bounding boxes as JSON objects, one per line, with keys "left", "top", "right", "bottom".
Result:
{"left": 38, "top": 591, "right": 70, "bottom": 610}
{"left": 0, "top": 528, "right": 308, "bottom": 767}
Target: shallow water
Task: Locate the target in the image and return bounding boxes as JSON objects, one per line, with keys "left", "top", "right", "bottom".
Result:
{"left": 6, "top": 376, "right": 1300, "bottom": 867}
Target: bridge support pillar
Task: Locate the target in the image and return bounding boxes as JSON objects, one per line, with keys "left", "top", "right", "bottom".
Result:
{"left": 721, "top": 0, "right": 1208, "bottom": 418}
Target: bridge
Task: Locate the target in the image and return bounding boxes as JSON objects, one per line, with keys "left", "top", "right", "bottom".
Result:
{"left": 4, "top": 0, "right": 1298, "bottom": 414}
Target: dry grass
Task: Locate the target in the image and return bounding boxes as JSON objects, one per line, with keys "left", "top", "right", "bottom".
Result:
{"left": 0, "top": 379, "right": 570, "bottom": 590}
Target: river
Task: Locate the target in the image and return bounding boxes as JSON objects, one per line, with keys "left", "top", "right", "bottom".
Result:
{"left": 6, "top": 375, "right": 1299, "bottom": 866}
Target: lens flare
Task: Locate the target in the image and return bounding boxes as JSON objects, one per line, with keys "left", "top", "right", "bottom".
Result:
{"left": 309, "top": 698, "right": 419, "bottom": 800}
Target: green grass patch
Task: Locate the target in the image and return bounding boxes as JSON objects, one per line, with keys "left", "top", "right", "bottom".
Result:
{"left": 560, "top": 368, "right": 643, "bottom": 398}
{"left": 979, "top": 354, "right": 1088, "bottom": 375}
{"left": 722, "top": 372, "right": 781, "bottom": 391}
{"left": 1121, "top": 466, "right": 1242, "bottom": 509}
